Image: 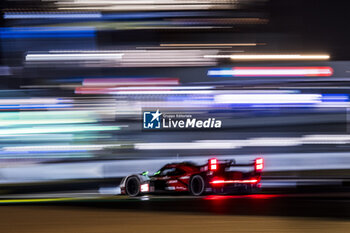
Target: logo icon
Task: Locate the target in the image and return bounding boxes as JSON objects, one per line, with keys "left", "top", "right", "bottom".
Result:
{"left": 143, "top": 109, "right": 162, "bottom": 129}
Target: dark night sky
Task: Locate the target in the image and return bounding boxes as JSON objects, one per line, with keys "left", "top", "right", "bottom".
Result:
{"left": 269, "top": 0, "right": 350, "bottom": 60}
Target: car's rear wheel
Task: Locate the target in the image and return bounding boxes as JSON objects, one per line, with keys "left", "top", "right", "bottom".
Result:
{"left": 125, "top": 176, "right": 141, "bottom": 197}
{"left": 189, "top": 175, "right": 205, "bottom": 196}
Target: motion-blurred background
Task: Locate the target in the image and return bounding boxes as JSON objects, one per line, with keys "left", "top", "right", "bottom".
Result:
{"left": 2, "top": 1, "right": 350, "bottom": 232}
{"left": 1, "top": 0, "right": 350, "bottom": 197}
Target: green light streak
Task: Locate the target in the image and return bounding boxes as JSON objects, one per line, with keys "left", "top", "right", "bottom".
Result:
{"left": 0, "top": 111, "right": 97, "bottom": 126}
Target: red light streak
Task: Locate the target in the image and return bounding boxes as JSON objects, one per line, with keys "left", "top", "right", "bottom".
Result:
{"left": 210, "top": 179, "right": 259, "bottom": 184}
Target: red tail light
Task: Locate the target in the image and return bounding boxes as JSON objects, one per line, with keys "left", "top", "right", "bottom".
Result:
{"left": 211, "top": 178, "right": 225, "bottom": 185}
{"left": 255, "top": 158, "right": 264, "bottom": 171}
{"left": 209, "top": 158, "right": 218, "bottom": 171}
{"left": 210, "top": 178, "right": 259, "bottom": 185}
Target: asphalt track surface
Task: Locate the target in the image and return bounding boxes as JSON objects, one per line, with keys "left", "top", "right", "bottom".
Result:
{"left": 0, "top": 193, "right": 349, "bottom": 233}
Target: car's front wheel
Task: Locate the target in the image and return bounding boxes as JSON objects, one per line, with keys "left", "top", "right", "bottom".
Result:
{"left": 125, "top": 176, "right": 141, "bottom": 197}
{"left": 189, "top": 175, "right": 205, "bottom": 196}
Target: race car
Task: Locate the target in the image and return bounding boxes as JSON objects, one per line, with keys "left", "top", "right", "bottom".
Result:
{"left": 120, "top": 157, "right": 263, "bottom": 196}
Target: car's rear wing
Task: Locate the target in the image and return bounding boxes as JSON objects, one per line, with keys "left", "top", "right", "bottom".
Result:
{"left": 205, "top": 158, "right": 264, "bottom": 172}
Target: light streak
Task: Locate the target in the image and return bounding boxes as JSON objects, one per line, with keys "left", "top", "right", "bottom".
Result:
{"left": 161, "top": 43, "right": 258, "bottom": 47}
{"left": 210, "top": 179, "right": 259, "bottom": 184}
{"left": 4, "top": 12, "right": 102, "bottom": 19}
{"left": 26, "top": 53, "right": 124, "bottom": 61}
{"left": 0, "top": 125, "right": 120, "bottom": 135}
{"left": 204, "top": 54, "right": 330, "bottom": 60}
{"left": 208, "top": 67, "right": 334, "bottom": 77}
{"left": 214, "top": 94, "right": 322, "bottom": 104}
{"left": 3, "top": 144, "right": 122, "bottom": 152}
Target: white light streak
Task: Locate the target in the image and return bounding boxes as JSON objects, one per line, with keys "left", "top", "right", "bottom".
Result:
{"left": 204, "top": 54, "right": 330, "bottom": 60}
{"left": 214, "top": 94, "right": 322, "bottom": 104}
{"left": 3, "top": 144, "right": 121, "bottom": 152}
{"left": 135, "top": 135, "right": 350, "bottom": 151}
{"left": 26, "top": 53, "right": 124, "bottom": 61}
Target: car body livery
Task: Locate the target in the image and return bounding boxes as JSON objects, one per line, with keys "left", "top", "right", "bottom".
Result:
{"left": 120, "top": 158, "right": 264, "bottom": 196}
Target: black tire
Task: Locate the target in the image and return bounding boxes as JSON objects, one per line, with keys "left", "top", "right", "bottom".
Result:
{"left": 189, "top": 175, "right": 205, "bottom": 196}
{"left": 125, "top": 176, "right": 141, "bottom": 197}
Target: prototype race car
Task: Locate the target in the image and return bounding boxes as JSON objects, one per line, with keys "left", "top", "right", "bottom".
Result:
{"left": 120, "top": 158, "right": 264, "bottom": 196}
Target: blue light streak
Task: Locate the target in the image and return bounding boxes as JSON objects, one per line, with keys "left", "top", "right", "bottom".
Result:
{"left": 0, "top": 27, "right": 95, "bottom": 39}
